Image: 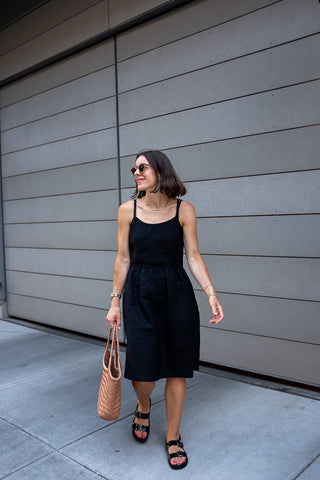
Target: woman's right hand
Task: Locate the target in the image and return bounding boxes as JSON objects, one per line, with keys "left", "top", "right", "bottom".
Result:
{"left": 106, "top": 306, "right": 121, "bottom": 330}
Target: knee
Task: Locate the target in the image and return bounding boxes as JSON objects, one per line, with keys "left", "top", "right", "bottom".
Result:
{"left": 132, "top": 380, "right": 156, "bottom": 392}
{"left": 166, "top": 377, "right": 186, "bottom": 387}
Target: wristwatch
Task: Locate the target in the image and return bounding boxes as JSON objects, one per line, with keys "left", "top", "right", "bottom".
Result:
{"left": 110, "top": 293, "right": 121, "bottom": 299}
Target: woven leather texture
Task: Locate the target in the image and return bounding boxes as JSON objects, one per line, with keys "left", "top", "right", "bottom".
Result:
{"left": 97, "top": 327, "right": 121, "bottom": 421}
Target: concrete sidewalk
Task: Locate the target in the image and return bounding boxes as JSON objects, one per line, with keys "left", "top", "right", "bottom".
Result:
{"left": 0, "top": 318, "right": 319, "bottom": 480}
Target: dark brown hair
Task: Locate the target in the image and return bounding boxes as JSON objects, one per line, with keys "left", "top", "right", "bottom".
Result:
{"left": 132, "top": 150, "right": 187, "bottom": 198}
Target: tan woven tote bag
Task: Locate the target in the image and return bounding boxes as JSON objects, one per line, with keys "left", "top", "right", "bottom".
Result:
{"left": 97, "top": 326, "right": 121, "bottom": 420}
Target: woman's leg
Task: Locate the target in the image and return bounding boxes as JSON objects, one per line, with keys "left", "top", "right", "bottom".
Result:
{"left": 165, "top": 377, "right": 187, "bottom": 466}
{"left": 132, "top": 381, "right": 155, "bottom": 439}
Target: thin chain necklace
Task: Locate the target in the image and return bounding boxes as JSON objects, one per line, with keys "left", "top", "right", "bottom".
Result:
{"left": 144, "top": 198, "right": 169, "bottom": 212}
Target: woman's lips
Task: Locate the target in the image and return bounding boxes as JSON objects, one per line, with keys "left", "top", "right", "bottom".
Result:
{"left": 136, "top": 178, "right": 144, "bottom": 183}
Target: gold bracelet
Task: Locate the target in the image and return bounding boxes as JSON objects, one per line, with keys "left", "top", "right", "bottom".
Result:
{"left": 203, "top": 283, "right": 213, "bottom": 292}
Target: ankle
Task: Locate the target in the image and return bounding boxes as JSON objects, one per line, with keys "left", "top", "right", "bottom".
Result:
{"left": 138, "top": 398, "right": 150, "bottom": 412}
{"left": 166, "top": 432, "right": 180, "bottom": 443}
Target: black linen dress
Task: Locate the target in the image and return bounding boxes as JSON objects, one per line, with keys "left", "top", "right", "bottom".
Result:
{"left": 123, "top": 199, "right": 200, "bottom": 381}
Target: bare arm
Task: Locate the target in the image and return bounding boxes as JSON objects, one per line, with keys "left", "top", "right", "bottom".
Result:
{"left": 180, "top": 201, "right": 224, "bottom": 324}
{"left": 106, "top": 201, "right": 132, "bottom": 329}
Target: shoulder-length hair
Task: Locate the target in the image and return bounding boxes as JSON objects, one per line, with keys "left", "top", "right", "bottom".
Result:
{"left": 132, "top": 150, "right": 187, "bottom": 198}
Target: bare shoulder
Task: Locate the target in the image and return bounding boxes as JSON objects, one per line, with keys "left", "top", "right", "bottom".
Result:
{"left": 179, "top": 200, "right": 196, "bottom": 225}
{"left": 118, "top": 200, "right": 134, "bottom": 223}
{"left": 119, "top": 199, "right": 134, "bottom": 213}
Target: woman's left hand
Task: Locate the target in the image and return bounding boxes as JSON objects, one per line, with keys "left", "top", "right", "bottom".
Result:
{"left": 208, "top": 296, "right": 224, "bottom": 324}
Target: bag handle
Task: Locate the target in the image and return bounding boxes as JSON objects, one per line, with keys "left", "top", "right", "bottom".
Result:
{"left": 107, "top": 326, "right": 120, "bottom": 371}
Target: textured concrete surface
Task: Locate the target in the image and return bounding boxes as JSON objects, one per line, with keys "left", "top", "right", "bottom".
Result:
{"left": 0, "top": 319, "right": 319, "bottom": 480}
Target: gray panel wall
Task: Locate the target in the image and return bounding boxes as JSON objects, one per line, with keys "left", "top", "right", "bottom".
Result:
{"left": 0, "top": 32, "right": 121, "bottom": 340}
{"left": 0, "top": 179, "right": 6, "bottom": 302}
{"left": 0, "top": 0, "right": 319, "bottom": 384}
{"left": 117, "top": 0, "right": 320, "bottom": 385}
{"left": 0, "top": 0, "right": 173, "bottom": 82}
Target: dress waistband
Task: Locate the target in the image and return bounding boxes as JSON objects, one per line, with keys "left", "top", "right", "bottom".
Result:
{"left": 130, "top": 263, "right": 182, "bottom": 268}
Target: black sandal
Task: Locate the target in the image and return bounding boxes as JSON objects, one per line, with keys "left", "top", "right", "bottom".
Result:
{"left": 166, "top": 435, "right": 188, "bottom": 470}
{"left": 131, "top": 399, "right": 151, "bottom": 443}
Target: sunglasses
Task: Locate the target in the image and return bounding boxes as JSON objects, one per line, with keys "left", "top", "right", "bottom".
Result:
{"left": 130, "top": 163, "right": 150, "bottom": 175}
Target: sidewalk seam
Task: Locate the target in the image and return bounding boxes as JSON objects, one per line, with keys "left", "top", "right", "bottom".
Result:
{"left": 0, "top": 417, "right": 111, "bottom": 480}
{"left": 293, "top": 453, "right": 320, "bottom": 479}
{"left": 0, "top": 453, "right": 54, "bottom": 480}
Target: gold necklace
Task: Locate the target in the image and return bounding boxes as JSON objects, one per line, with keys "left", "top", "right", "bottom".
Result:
{"left": 144, "top": 198, "right": 169, "bottom": 212}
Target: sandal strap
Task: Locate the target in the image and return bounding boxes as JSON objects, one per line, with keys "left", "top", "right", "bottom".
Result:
{"left": 133, "top": 422, "right": 149, "bottom": 433}
{"left": 134, "top": 409, "right": 150, "bottom": 420}
{"left": 169, "top": 451, "right": 186, "bottom": 460}
{"left": 166, "top": 436, "right": 188, "bottom": 470}
{"left": 167, "top": 437, "right": 187, "bottom": 461}
{"left": 167, "top": 439, "right": 184, "bottom": 448}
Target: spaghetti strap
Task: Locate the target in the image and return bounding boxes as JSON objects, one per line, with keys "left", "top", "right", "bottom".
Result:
{"left": 176, "top": 199, "right": 182, "bottom": 218}
{"left": 133, "top": 199, "right": 137, "bottom": 218}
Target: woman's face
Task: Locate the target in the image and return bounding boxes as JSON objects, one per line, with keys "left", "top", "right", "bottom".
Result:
{"left": 134, "top": 155, "right": 158, "bottom": 192}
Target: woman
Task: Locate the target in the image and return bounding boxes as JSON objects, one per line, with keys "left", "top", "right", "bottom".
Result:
{"left": 106, "top": 150, "right": 224, "bottom": 470}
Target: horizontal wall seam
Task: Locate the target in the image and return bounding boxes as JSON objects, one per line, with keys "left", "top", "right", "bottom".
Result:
{"left": 182, "top": 168, "right": 320, "bottom": 184}
{"left": 2, "top": 123, "right": 317, "bottom": 157}
{"left": 3, "top": 76, "right": 319, "bottom": 134}
{"left": 199, "top": 254, "right": 320, "bottom": 260}
{"left": 118, "top": 124, "right": 320, "bottom": 160}
{"left": 148, "top": 125, "right": 320, "bottom": 154}
{"left": 7, "top": 272, "right": 320, "bottom": 303}
{"left": 0, "top": 0, "right": 107, "bottom": 59}
{"left": 0, "top": 0, "right": 198, "bottom": 88}
{"left": 3, "top": 28, "right": 318, "bottom": 111}
{"left": 1, "top": 125, "right": 117, "bottom": 156}
{"left": 0, "top": 63, "right": 115, "bottom": 110}
{"left": 195, "top": 213, "right": 320, "bottom": 219}
{"left": 2, "top": 157, "right": 118, "bottom": 179}
{"left": 5, "top": 246, "right": 117, "bottom": 252}
{"left": 3, "top": 187, "right": 118, "bottom": 202}
{"left": 1, "top": 94, "right": 117, "bottom": 133}
{"left": 8, "top": 288, "right": 320, "bottom": 305}
{"left": 117, "top": 79, "right": 320, "bottom": 128}
{"left": 3, "top": 74, "right": 317, "bottom": 137}
{"left": 196, "top": 290, "right": 320, "bottom": 304}
{"left": 116, "top": 0, "right": 284, "bottom": 64}
{"left": 6, "top": 298, "right": 320, "bottom": 347}
{"left": 200, "top": 325, "right": 320, "bottom": 347}
{"left": 3, "top": 220, "right": 118, "bottom": 225}
{"left": 7, "top": 292, "right": 109, "bottom": 311}
{"left": 4, "top": 24, "right": 317, "bottom": 113}
{"left": 4, "top": 213, "right": 320, "bottom": 226}
{"left": 7, "top": 269, "right": 112, "bottom": 282}
{"left": 4, "top": 167, "right": 320, "bottom": 190}
{"left": 5, "top": 247, "right": 320, "bottom": 259}
{"left": 117, "top": 32, "right": 320, "bottom": 92}
{"left": 199, "top": 361, "right": 320, "bottom": 389}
